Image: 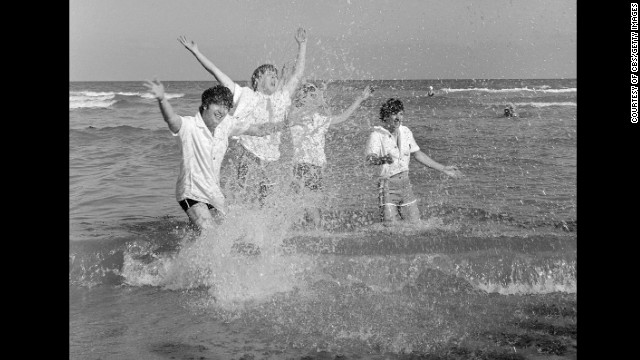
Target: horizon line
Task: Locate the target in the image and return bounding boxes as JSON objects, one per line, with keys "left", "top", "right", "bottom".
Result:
{"left": 70, "top": 77, "right": 577, "bottom": 82}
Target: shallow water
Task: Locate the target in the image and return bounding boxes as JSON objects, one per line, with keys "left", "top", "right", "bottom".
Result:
{"left": 69, "top": 79, "right": 576, "bottom": 359}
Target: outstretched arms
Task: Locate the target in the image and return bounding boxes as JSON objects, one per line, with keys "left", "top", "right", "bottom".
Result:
{"left": 177, "top": 36, "right": 236, "bottom": 92}
{"left": 229, "top": 119, "right": 293, "bottom": 138}
{"left": 144, "top": 78, "right": 182, "bottom": 133}
{"left": 329, "top": 86, "right": 374, "bottom": 126}
{"left": 282, "top": 28, "right": 307, "bottom": 95}
{"left": 412, "top": 151, "right": 464, "bottom": 178}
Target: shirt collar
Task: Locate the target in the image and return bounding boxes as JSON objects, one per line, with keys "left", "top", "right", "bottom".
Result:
{"left": 194, "top": 111, "right": 207, "bottom": 128}
{"left": 374, "top": 125, "right": 402, "bottom": 136}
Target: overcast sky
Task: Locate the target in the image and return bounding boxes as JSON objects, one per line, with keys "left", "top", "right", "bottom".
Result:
{"left": 69, "top": 0, "right": 576, "bottom": 81}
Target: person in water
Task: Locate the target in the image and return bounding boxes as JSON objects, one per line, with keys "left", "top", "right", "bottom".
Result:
{"left": 177, "top": 27, "right": 307, "bottom": 205}
{"left": 143, "top": 78, "right": 289, "bottom": 231}
{"left": 288, "top": 82, "right": 374, "bottom": 227}
{"left": 365, "top": 98, "right": 463, "bottom": 225}
{"left": 504, "top": 103, "right": 518, "bottom": 117}
{"left": 427, "top": 85, "right": 435, "bottom": 97}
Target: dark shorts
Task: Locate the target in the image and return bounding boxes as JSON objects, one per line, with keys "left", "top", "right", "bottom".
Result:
{"left": 293, "top": 163, "right": 323, "bottom": 191}
{"left": 178, "top": 198, "right": 214, "bottom": 212}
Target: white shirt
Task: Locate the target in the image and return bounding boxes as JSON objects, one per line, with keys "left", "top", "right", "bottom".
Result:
{"left": 290, "top": 113, "right": 332, "bottom": 166}
{"left": 230, "top": 84, "right": 291, "bottom": 161}
{"left": 365, "top": 125, "right": 420, "bottom": 178}
{"left": 172, "top": 112, "right": 244, "bottom": 213}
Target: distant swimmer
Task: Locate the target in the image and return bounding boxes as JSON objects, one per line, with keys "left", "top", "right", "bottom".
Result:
{"left": 504, "top": 103, "right": 518, "bottom": 117}
{"left": 427, "top": 86, "right": 435, "bottom": 97}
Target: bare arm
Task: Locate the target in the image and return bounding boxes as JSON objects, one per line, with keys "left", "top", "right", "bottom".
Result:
{"left": 177, "top": 36, "right": 236, "bottom": 92}
{"left": 276, "top": 60, "right": 295, "bottom": 92}
{"left": 144, "top": 78, "right": 182, "bottom": 133}
{"left": 329, "top": 86, "right": 374, "bottom": 126}
{"left": 282, "top": 28, "right": 307, "bottom": 95}
{"left": 412, "top": 150, "right": 463, "bottom": 178}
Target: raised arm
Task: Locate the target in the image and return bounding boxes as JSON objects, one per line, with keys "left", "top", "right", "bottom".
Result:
{"left": 177, "top": 36, "right": 236, "bottom": 92}
{"left": 276, "top": 60, "right": 295, "bottom": 92}
{"left": 329, "top": 86, "right": 374, "bottom": 126}
{"left": 412, "top": 150, "right": 464, "bottom": 178}
{"left": 282, "top": 28, "right": 307, "bottom": 95}
{"left": 144, "top": 78, "right": 182, "bottom": 133}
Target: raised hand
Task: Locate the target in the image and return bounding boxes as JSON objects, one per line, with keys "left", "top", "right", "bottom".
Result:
{"left": 295, "top": 27, "right": 307, "bottom": 44}
{"left": 143, "top": 77, "right": 165, "bottom": 100}
{"left": 361, "top": 85, "right": 374, "bottom": 100}
{"left": 177, "top": 35, "right": 198, "bottom": 53}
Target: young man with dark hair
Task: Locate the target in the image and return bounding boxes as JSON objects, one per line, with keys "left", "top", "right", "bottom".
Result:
{"left": 365, "top": 98, "right": 463, "bottom": 224}
{"left": 143, "top": 79, "right": 287, "bottom": 231}
{"left": 178, "top": 28, "right": 307, "bottom": 204}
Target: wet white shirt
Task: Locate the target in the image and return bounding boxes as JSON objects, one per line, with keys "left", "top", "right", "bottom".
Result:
{"left": 365, "top": 125, "right": 420, "bottom": 178}
{"left": 172, "top": 112, "right": 245, "bottom": 212}
{"left": 290, "top": 112, "right": 332, "bottom": 167}
{"left": 230, "top": 84, "right": 291, "bottom": 161}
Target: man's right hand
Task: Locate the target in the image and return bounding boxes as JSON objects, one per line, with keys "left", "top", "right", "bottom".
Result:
{"left": 295, "top": 27, "right": 307, "bottom": 44}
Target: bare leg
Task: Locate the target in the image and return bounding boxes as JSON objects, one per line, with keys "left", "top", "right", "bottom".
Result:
{"left": 400, "top": 202, "right": 421, "bottom": 223}
{"left": 306, "top": 207, "right": 322, "bottom": 229}
{"left": 185, "top": 202, "right": 216, "bottom": 230}
{"left": 381, "top": 204, "right": 400, "bottom": 226}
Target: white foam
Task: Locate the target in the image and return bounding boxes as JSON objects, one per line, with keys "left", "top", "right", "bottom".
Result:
{"left": 442, "top": 87, "right": 576, "bottom": 94}
{"left": 140, "top": 92, "right": 184, "bottom": 100}
{"left": 69, "top": 99, "right": 118, "bottom": 109}
{"left": 69, "top": 90, "right": 184, "bottom": 109}
{"left": 514, "top": 102, "right": 577, "bottom": 107}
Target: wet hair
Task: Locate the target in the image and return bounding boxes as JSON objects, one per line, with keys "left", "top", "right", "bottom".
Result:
{"left": 293, "top": 83, "right": 318, "bottom": 107}
{"left": 250, "top": 64, "right": 278, "bottom": 91}
{"left": 199, "top": 85, "right": 233, "bottom": 114}
{"left": 504, "top": 103, "right": 516, "bottom": 116}
{"left": 379, "top": 98, "right": 404, "bottom": 120}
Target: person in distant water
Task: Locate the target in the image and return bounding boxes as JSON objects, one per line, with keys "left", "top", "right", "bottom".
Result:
{"left": 288, "top": 82, "right": 374, "bottom": 227}
{"left": 365, "top": 98, "right": 463, "bottom": 225}
{"left": 177, "top": 28, "right": 307, "bottom": 205}
{"left": 143, "top": 78, "right": 290, "bottom": 232}
{"left": 427, "top": 86, "right": 435, "bottom": 97}
{"left": 504, "top": 103, "right": 518, "bottom": 117}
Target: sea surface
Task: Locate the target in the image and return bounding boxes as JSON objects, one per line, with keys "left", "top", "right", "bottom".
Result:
{"left": 69, "top": 79, "right": 577, "bottom": 359}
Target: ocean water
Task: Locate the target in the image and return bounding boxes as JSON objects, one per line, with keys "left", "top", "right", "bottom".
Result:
{"left": 69, "top": 79, "right": 577, "bottom": 359}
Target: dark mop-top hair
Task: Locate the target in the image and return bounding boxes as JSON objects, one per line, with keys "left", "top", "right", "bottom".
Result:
{"left": 199, "top": 85, "right": 233, "bottom": 114}
{"left": 250, "top": 64, "right": 278, "bottom": 91}
{"left": 379, "top": 98, "right": 404, "bottom": 120}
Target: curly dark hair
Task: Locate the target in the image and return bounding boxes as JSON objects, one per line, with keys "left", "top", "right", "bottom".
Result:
{"left": 250, "top": 64, "right": 278, "bottom": 91}
{"left": 199, "top": 85, "right": 233, "bottom": 114}
{"left": 293, "top": 82, "right": 318, "bottom": 107}
{"left": 379, "top": 98, "right": 404, "bottom": 120}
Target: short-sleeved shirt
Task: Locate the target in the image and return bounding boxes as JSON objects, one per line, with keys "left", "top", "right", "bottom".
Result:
{"left": 172, "top": 112, "right": 244, "bottom": 212}
{"left": 230, "top": 84, "right": 291, "bottom": 161}
{"left": 290, "top": 112, "right": 332, "bottom": 167}
{"left": 365, "top": 125, "right": 420, "bottom": 178}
